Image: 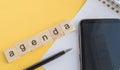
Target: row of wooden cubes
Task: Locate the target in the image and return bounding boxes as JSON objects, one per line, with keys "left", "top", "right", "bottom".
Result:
{"left": 4, "top": 20, "right": 75, "bottom": 63}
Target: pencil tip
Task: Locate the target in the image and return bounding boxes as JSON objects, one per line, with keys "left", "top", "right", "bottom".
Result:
{"left": 65, "top": 48, "right": 72, "bottom": 53}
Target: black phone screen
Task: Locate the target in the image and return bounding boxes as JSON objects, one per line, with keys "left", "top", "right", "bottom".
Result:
{"left": 80, "top": 19, "right": 120, "bottom": 70}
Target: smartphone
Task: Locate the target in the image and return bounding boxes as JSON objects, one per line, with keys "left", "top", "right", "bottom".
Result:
{"left": 79, "top": 19, "right": 120, "bottom": 70}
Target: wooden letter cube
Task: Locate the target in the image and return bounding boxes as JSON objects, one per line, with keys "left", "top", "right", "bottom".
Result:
{"left": 39, "top": 30, "right": 53, "bottom": 45}
{"left": 15, "top": 40, "right": 31, "bottom": 56}
{"left": 59, "top": 20, "right": 75, "bottom": 34}
{"left": 4, "top": 47, "right": 19, "bottom": 63}
{"left": 48, "top": 25, "right": 65, "bottom": 40}
{"left": 28, "top": 36, "right": 42, "bottom": 51}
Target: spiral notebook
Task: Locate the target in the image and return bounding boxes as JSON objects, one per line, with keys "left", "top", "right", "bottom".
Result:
{"left": 99, "top": 0, "right": 120, "bottom": 14}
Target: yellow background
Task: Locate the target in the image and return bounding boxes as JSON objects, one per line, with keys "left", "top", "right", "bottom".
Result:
{"left": 0, "top": 0, "right": 86, "bottom": 70}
